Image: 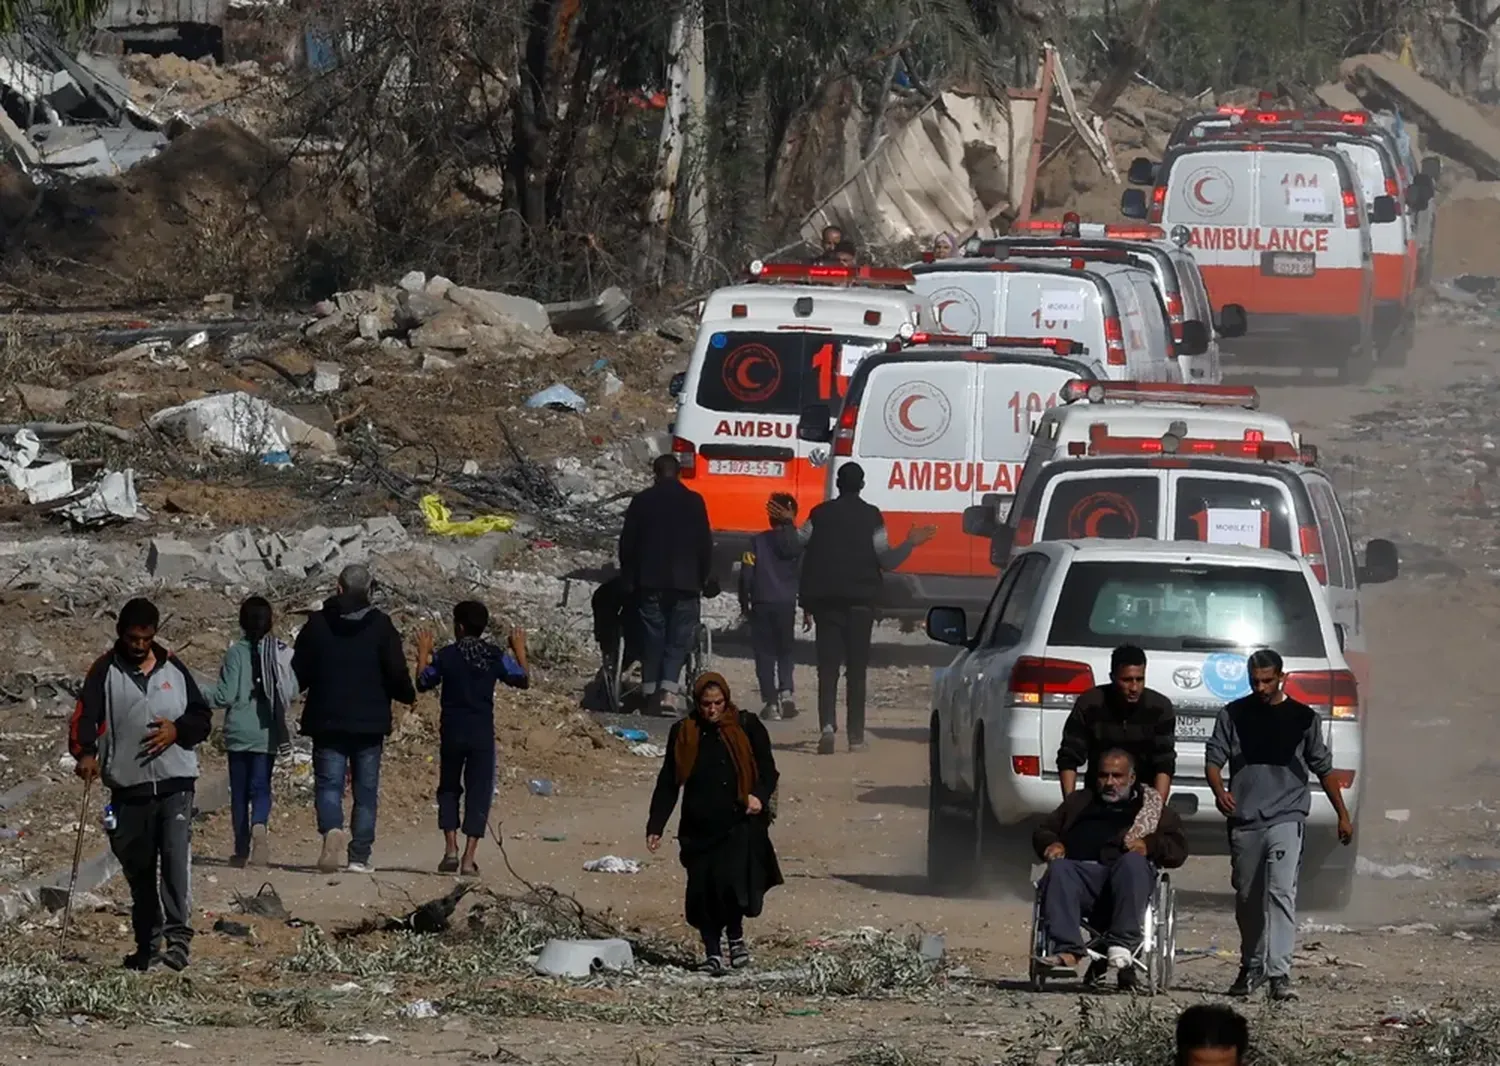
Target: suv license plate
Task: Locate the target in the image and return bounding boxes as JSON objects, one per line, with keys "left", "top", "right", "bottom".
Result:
{"left": 1175, "top": 715, "right": 1216, "bottom": 741}
{"left": 707, "top": 459, "right": 785, "bottom": 477}
{"left": 1262, "top": 251, "right": 1316, "bottom": 277}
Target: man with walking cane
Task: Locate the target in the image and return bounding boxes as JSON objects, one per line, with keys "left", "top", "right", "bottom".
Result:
{"left": 69, "top": 598, "right": 213, "bottom": 971}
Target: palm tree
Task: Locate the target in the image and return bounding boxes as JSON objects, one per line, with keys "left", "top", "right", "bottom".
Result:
{"left": 0, "top": 0, "right": 107, "bottom": 33}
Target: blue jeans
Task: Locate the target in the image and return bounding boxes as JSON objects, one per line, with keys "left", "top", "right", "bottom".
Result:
{"left": 639, "top": 591, "right": 700, "bottom": 696}
{"left": 312, "top": 736, "right": 383, "bottom": 865}
{"left": 226, "top": 750, "right": 275, "bottom": 858}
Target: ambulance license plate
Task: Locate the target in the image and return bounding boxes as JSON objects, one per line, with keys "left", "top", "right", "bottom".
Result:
{"left": 1262, "top": 251, "right": 1315, "bottom": 278}
{"left": 1175, "top": 715, "right": 1216, "bottom": 741}
{"left": 708, "top": 459, "right": 785, "bottom": 477}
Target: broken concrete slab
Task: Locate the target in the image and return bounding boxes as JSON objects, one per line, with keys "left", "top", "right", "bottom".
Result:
{"left": 1341, "top": 54, "right": 1500, "bottom": 178}
{"left": 304, "top": 310, "right": 347, "bottom": 338}
{"left": 397, "top": 289, "right": 447, "bottom": 327}
{"left": 1314, "top": 81, "right": 1364, "bottom": 112}
{"left": 313, "top": 362, "right": 343, "bottom": 393}
{"left": 410, "top": 312, "right": 474, "bottom": 352}
{"left": 13, "top": 383, "right": 71, "bottom": 417}
{"left": 148, "top": 392, "right": 339, "bottom": 460}
{"left": 426, "top": 275, "right": 454, "bottom": 299}
{"left": 398, "top": 270, "right": 427, "bottom": 293}
{"left": 445, "top": 286, "right": 550, "bottom": 333}
{"left": 147, "top": 537, "right": 203, "bottom": 581}
{"left": 544, "top": 286, "right": 632, "bottom": 334}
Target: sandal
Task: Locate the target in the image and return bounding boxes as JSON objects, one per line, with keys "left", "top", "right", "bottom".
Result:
{"left": 696, "top": 955, "right": 725, "bottom": 976}
{"left": 438, "top": 854, "right": 460, "bottom": 874}
{"left": 459, "top": 862, "right": 480, "bottom": 878}
{"left": 1042, "top": 953, "right": 1081, "bottom": 969}
{"left": 728, "top": 938, "right": 751, "bottom": 969}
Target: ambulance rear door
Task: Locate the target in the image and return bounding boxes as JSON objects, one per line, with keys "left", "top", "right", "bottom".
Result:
{"left": 850, "top": 358, "right": 981, "bottom": 579}
{"left": 994, "top": 269, "right": 1111, "bottom": 369}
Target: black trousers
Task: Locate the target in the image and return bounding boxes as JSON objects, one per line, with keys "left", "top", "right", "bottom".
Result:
{"left": 437, "top": 731, "right": 497, "bottom": 839}
{"left": 812, "top": 603, "right": 875, "bottom": 739}
{"left": 749, "top": 602, "right": 797, "bottom": 705}
{"left": 109, "top": 788, "right": 194, "bottom": 954}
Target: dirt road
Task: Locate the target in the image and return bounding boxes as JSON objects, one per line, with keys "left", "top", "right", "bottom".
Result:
{"left": 6, "top": 312, "right": 1500, "bottom": 1065}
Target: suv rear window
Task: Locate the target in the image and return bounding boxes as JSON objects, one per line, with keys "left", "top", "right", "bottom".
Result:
{"left": 1048, "top": 561, "right": 1324, "bottom": 656}
{"left": 1041, "top": 476, "right": 1160, "bottom": 541}
{"left": 695, "top": 331, "right": 887, "bottom": 414}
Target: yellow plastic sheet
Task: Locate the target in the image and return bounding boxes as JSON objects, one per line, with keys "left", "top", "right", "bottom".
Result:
{"left": 420, "top": 494, "right": 516, "bottom": 536}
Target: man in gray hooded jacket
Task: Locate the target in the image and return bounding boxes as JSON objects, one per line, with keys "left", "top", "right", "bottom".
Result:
{"left": 70, "top": 597, "right": 213, "bottom": 972}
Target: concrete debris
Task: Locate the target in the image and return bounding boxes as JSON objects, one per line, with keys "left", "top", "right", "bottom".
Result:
{"left": 0, "top": 430, "right": 72, "bottom": 504}
{"left": 410, "top": 313, "right": 474, "bottom": 352}
{"left": 58, "top": 469, "right": 140, "bottom": 527}
{"left": 147, "top": 392, "right": 338, "bottom": 461}
{"left": 398, "top": 270, "right": 427, "bottom": 293}
{"left": 1340, "top": 54, "right": 1500, "bottom": 179}
{"left": 148, "top": 516, "right": 411, "bottom": 585}
{"left": 313, "top": 362, "right": 343, "bottom": 393}
{"left": 446, "top": 286, "right": 549, "bottom": 333}
{"left": 421, "top": 353, "right": 456, "bottom": 372}
{"left": 534, "top": 937, "right": 636, "bottom": 978}
{"left": 544, "top": 286, "right": 632, "bottom": 334}
{"left": 12, "top": 384, "right": 71, "bottom": 417}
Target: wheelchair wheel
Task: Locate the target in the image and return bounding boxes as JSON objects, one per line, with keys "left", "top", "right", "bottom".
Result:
{"left": 684, "top": 622, "right": 712, "bottom": 684}
{"left": 600, "top": 632, "right": 624, "bottom": 715}
{"left": 1145, "top": 874, "right": 1176, "bottom": 995}
{"left": 1028, "top": 882, "right": 1049, "bottom": 991}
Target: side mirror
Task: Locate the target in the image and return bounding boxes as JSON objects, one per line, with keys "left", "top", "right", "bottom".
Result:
{"left": 962, "top": 504, "right": 996, "bottom": 538}
{"left": 1371, "top": 195, "right": 1398, "bottom": 225}
{"left": 1358, "top": 538, "right": 1399, "bottom": 585}
{"left": 668, "top": 372, "right": 686, "bottom": 398}
{"left": 1217, "top": 303, "right": 1248, "bottom": 338}
{"left": 925, "top": 605, "right": 970, "bottom": 647}
{"left": 1177, "top": 319, "right": 1210, "bottom": 357}
{"left": 988, "top": 524, "right": 1015, "bottom": 568}
{"left": 1120, "top": 188, "right": 1148, "bottom": 220}
{"left": 1421, "top": 155, "right": 1442, "bottom": 181}
{"left": 797, "top": 403, "right": 833, "bottom": 443}
{"left": 1127, "top": 156, "right": 1158, "bottom": 186}
{"left": 1407, "top": 174, "right": 1434, "bottom": 211}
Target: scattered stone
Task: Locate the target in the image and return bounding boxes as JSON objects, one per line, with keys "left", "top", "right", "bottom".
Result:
{"left": 14, "top": 384, "right": 72, "bottom": 417}
{"left": 397, "top": 289, "right": 447, "bottom": 327}
{"left": 304, "top": 311, "right": 346, "bottom": 339}
{"left": 600, "top": 370, "right": 625, "bottom": 398}
{"left": 655, "top": 315, "right": 695, "bottom": 343}
{"left": 421, "top": 352, "right": 456, "bottom": 371}
{"left": 425, "top": 275, "right": 453, "bottom": 299}
{"left": 445, "top": 286, "right": 550, "bottom": 333}
{"left": 410, "top": 312, "right": 474, "bottom": 352}
{"left": 147, "top": 538, "right": 204, "bottom": 581}
{"left": 398, "top": 270, "right": 427, "bottom": 293}
{"left": 313, "top": 362, "right": 342, "bottom": 393}
{"left": 312, "top": 300, "right": 337, "bottom": 317}
{"left": 544, "top": 285, "right": 632, "bottom": 333}
{"left": 203, "top": 292, "right": 235, "bottom": 311}
{"left": 356, "top": 313, "right": 382, "bottom": 341}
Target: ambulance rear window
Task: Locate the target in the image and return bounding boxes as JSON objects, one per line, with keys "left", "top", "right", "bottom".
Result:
{"left": 1259, "top": 157, "right": 1340, "bottom": 227}
{"left": 1040, "top": 476, "right": 1160, "bottom": 541}
{"left": 1172, "top": 477, "right": 1295, "bottom": 551}
{"left": 695, "top": 330, "right": 887, "bottom": 414}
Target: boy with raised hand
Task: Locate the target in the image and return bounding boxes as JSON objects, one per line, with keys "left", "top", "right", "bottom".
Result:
{"left": 739, "top": 492, "right": 804, "bottom": 721}
{"left": 416, "top": 601, "right": 529, "bottom": 877}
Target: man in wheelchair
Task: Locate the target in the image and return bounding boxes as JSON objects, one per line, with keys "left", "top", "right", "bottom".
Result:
{"left": 1033, "top": 748, "right": 1187, "bottom": 990}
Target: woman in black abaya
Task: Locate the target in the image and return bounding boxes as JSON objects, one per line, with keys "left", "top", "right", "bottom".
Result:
{"left": 646, "top": 672, "right": 782, "bottom": 974}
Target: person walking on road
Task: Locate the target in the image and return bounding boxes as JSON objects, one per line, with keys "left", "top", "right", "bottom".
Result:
{"left": 618, "top": 454, "right": 715, "bottom": 716}
{"left": 781, "top": 462, "right": 934, "bottom": 754}
{"left": 206, "top": 595, "right": 298, "bottom": 869}
{"left": 1057, "top": 644, "right": 1176, "bottom": 802}
{"left": 739, "top": 492, "right": 803, "bottom": 721}
{"left": 1205, "top": 648, "right": 1354, "bottom": 1002}
{"left": 416, "top": 600, "right": 530, "bottom": 876}
{"left": 69, "top": 597, "right": 213, "bottom": 972}
{"left": 647, "top": 672, "right": 782, "bottom": 975}
{"left": 292, "top": 563, "right": 416, "bottom": 874}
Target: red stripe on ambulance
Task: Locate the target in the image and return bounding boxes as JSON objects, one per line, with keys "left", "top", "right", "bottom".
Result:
{"left": 887, "top": 461, "right": 1026, "bottom": 495}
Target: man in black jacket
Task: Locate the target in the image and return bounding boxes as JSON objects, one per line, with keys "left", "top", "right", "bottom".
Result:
{"left": 292, "top": 563, "right": 416, "bottom": 873}
{"left": 787, "top": 462, "right": 934, "bottom": 754}
{"left": 1057, "top": 644, "right": 1176, "bottom": 801}
{"left": 1033, "top": 749, "right": 1187, "bottom": 990}
{"left": 619, "top": 455, "right": 714, "bottom": 715}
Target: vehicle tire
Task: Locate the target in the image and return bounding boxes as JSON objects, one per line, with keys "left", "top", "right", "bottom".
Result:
{"left": 1300, "top": 830, "right": 1357, "bottom": 911}
{"left": 926, "top": 725, "right": 974, "bottom": 892}
{"left": 1380, "top": 310, "right": 1414, "bottom": 368}
{"left": 971, "top": 753, "right": 1034, "bottom": 898}
{"left": 1339, "top": 333, "right": 1376, "bottom": 385}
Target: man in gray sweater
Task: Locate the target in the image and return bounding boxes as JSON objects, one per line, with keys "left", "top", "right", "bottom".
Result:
{"left": 1205, "top": 648, "right": 1353, "bottom": 1003}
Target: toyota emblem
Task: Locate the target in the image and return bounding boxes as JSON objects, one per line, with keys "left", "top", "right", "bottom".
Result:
{"left": 1173, "top": 666, "right": 1203, "bottom": 690}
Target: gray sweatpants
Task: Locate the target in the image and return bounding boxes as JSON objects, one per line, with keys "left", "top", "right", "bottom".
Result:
{"left": 109, "top": 789, "right": 194, "bottom": 954}
{"left": 1229, "top": 819, "right": 1303, "bottom": 978}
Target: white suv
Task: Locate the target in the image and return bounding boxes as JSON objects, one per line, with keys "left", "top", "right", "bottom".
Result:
{"left": 924, "top": 538, "right": 1363, "bottom": 908}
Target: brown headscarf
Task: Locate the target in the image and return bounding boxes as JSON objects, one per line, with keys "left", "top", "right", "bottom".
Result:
{"left": 674, "top": 672, "right": 757, "bottom": 803}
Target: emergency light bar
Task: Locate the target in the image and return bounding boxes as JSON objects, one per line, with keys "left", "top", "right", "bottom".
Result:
{"left": 1216, "top": 106, "right": 1369, "bottom": 127}
{"left": 905, "top": 332, "right": 1084, "bottom": 356}
{"left": 1059, "top": 381, "right": 1261, "bottom": 410}
{"left": 1005, "top": 246, "right": 1133, "bottom": 264}
{"left": 1010, "top": 221, "right": 1167, "bottom": 241}
{"left": 1080, "top": 422, "right": 1313, "bottom": 463}
{"left": 746, "top": 260, "right": 916, "bottom": 287}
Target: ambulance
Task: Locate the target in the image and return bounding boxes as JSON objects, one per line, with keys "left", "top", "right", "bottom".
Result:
{"left": 794, "top": 333, "right": 1107, "bottom": 618}
{"left": 671, "top": 260, "right": 922, "bottom": 581}
{"left": 970, "top": 216, "right": 1248, "bottom": 384}
{"left": 908, "top": 257, "right": 1180, "bottom": 382}
{"left": 1121, "top": 141, "right": 1382, "bottom": 382}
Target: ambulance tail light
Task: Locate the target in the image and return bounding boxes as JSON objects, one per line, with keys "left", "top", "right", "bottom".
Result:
{"left": 1104, "top": 318, "right": 1127, "bottom": 366}
{"left": 833, "top": 404, "right": 858, "bottom": 457}
{"left": 1014, "top": 517, "right": 1035, "bottom": 547}
{"left": 1165, "top": 291, "right": 1185, "bottom": 341}
{"left": 1244, "top": 428, "right": 1264, "bottom": 443}
{"left": 1148, "top": 186, "right": 1166, "bottom": 224}
{"left": 1089, "top": 423, "right": 1297, "bottom": 459}
{"left": 864, "top": 310, "right": 882, "bottom": 326}
{"left": 731, "top": 303, "right": 748, "bottom": 318}
{"left": 1060, "top": 381, "right": 1260, "bottom": 408}
{"left": 1008, "top": 656, "right": 1095, "bottom": 708}
{"left": 1342, "top": 189, "right": 1359, "bottom": 229}
{"left": 1385, "top": 178, "right": 1403, "bottom": 215}
{"left": 672, "top": 436, "right": 698, "bottom": 477}
{"left": 1299, "top": 525, "right": 1328, "bottom": 584}
{"left": 1283, "top": 669, "right": 1360, "bottom": 721}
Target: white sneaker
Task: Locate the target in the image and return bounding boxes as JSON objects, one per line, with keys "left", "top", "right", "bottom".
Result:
{"left": 345, "top": 861, "right": 375, "bottom": 874}
{"left": 1106, "top": 945, "right": 1132, "bottom": 970}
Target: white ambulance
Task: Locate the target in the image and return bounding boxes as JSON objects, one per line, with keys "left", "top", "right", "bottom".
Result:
{"left": 909, "top": 258, "right": 1180, "bottom": 383}
{"left": 671, "top": 260, "right": 922, "bottom": 581}
{"left": 795, "top": 332, "right": 1107, "bottom": 618}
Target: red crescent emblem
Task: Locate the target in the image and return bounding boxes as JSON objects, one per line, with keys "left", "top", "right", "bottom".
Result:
{"left": 735, "top": 357, "right": 763, "bottom": 391}
{"left": 1193, "top": 175, "right": 1215, "bottom": 205}
{"left": 898, "top": 394, "right": 925, "bottom": 433}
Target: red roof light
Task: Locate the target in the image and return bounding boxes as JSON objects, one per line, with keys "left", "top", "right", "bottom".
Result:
{"left": 746, "top": 260, "right": 916, "bottom": 287}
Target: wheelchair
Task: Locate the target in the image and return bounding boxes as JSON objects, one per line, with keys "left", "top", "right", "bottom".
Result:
{"left": 1027, "top": 865, "right": 1177, "bottom": 995}
{"left": 580, "top": 571, "right": 715, "bottom": 715}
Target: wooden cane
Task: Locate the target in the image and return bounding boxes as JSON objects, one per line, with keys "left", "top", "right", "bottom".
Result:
{"left": 58, "top": 775, "right": 93, "bottom": 947}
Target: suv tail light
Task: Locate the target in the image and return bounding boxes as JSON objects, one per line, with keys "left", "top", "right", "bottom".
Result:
{"left": 1104, "top": 317, "right": 1127, "bottom": 366}
{"left": 672, "top": 436, "right": 697, "bottom": 477}
{"left": 1008, "top": 656, "right": 1095, "bottom": 708}
{"left": 1284, "top": 669, "right": 1359, "bottom": 720}
{"left": 1165, "top": 292, "right": 1185, "bottom": 341}
{"left": 1012, "top": 755, "right": 1041, "bottom": 777}
{"left": 833, "top": 404, "right": 858, "bottom": 457}
{"left": 1299, "top": 524, "right": 1327, "bottom": 584}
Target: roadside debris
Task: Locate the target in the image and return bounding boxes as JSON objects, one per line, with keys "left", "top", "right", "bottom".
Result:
{"left": 419, "top": 495, "right": 516, "bottom": 537}
{"left": 544, "top": 286, "right": 633, "bottom": 334}
{"left": 533, "top": 937, "right": 635, "bottom": 978}
{"left": 526, "top": 385, "right": 589, "bottom": 413}
{"left": 583, "top": 856, "right": 641, "bottom": 874}
{"left": 1357, "top": 857, "right": 1435, "bottom": 880}
{"left": 147, "top": 393, "right": 337, "bottom": 462}
{"left": 1340, "top": 54, "right": 1500, "bottom": 180}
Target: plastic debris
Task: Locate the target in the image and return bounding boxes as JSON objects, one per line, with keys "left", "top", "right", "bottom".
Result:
{"left": 525, "top": 384, "right": 588, "bottom": 412}
{"left": 1385, "top": 809, "right": 1411, "bottom": 822}
{"left": 401, "top": 999, "right": 439, "bottom": 1019}
{"left": 629, "top": 742, "right": 666, "bottom": 758}
{"left": 583, "top": 855, "right": 641, "bottom": 874}
{"left": 607, "top": 726, "right": 650, "bottom": 743}
{"left": 182, "top": 330, "right": 209, "bottom": 350}
{"left": 419, "top": 494, "right": 516, "bottom": 536}
{"left": 528, "top": 779, "right": 555, "bottom": 797}
{"left": 348, "top": 1033, "right": 391, "bottom": 1045}
{"left": 147, "top": 392, "right": 337, "bottom": 461}
{"left": 0, "top": 429, "right": 73, "bottom": 504}
{"left": 534, "top": 937, "right": 635, "bottom": 978}
{"left": 330, "top": 981, "right": 363, "bottom": 993}
{"left": 57, "top": 469, "right": 140, "bottom": 527}
{"left": 1356, "top": 857, "right": 1434, "bottom": 880}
